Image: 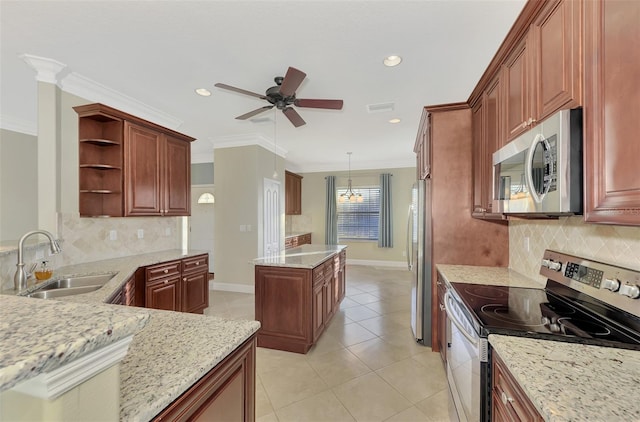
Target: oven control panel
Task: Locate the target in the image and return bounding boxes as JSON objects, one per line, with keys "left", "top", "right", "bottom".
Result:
{"left": 564, "top": 262, "right": 604, "bottom": 288}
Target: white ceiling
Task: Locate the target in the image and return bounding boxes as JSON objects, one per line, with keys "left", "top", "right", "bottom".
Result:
{"left": 0, "top": 0, "right": 526, "bottom": 173}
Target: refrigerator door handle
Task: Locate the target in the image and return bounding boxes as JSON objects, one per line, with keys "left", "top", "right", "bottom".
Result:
{"left": 406, "top": 205, "right": 413, "bottom": 270}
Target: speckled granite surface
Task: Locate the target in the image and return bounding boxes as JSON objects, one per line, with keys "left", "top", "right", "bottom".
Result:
{"left": 253, "top": 244, "right": 346, "bottom": 268}
{"left": 489, "top": 335, "right": 640, "bottom": 422}
{"left": 1, "top": 249, "right": 261, "bottom": 422}
{"left": 0, "top": 295, "right": 149, "bottom": 391}
{"left": 437, "top": 264, "right": 543, "bottom": 288}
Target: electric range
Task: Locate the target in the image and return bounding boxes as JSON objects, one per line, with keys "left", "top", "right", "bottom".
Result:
{"left": 444, "top": 250, "right": 640, "bottom": 422}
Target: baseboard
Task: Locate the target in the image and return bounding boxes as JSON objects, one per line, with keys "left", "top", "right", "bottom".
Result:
{"left": 210, "top": 281, "right": 255, "bottom": 294}
{"left": 347, "top": 259, "right": 407, "bottom": 268}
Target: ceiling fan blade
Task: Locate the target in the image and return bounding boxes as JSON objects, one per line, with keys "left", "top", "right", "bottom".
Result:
{"left": 279, "top": 67, "right": 306, "bottom": 97}
{"left": 214, "top": 83, "right": 267, "bottom": 100}
{"left": 235, "top": 106, "right": 274, "bottom": 120}
{"left": 294, "top": 99, "right": 344, "bottom": 110}
{"left": 282, "top": 107, "right": 306, "bottom": 127}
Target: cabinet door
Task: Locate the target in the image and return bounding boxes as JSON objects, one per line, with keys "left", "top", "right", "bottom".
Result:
{"left": 492, "top": 353, "right": 543, "bottom": 421}
{"left": 163, "top": 135, "right": 191, "bottom": 216}
{"left": 584, "top": 0, "right": 640, "bottom": 225}
{"left": 124, "top": 122, "right": 162, "bottom": 216}
{"left": 533, "top": 0, "right": 582, "bottom": 121}
{"left": 182, "top": 271, "right": 209, "bottom": 314}
{"left": 503, "top": 36, "right": 533, "bottom": 140}
{"left": 472, "top": 102, "right": 485, "bottom": 215}
{"left": 285, "top": 171, "right": 302, "bottom": 215}
{"left": 312, "top": 282, "right": 325, "bottom": 342}
{"left": 146, "top": 276, "right": 181, "bottom": 311}
{"left": 436, "top": 279, "right": 447, "bottom": 364}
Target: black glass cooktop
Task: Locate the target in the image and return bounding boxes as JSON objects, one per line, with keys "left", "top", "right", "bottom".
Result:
{"left": 451, "top": 282, "right": 640, "bottom": 350}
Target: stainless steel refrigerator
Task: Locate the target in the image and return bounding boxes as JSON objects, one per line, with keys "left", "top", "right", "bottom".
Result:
{"left": 407, "top": 179, "right": 432, "bottom": 345}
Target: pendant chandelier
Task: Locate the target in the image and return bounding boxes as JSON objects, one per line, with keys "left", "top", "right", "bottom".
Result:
{"left": 339, "top": 152, "right": 363, "bottom": 203}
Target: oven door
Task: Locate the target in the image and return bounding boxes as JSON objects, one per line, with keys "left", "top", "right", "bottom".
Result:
{"left": 444, "top": 290, "right": 488, "bottom": 422}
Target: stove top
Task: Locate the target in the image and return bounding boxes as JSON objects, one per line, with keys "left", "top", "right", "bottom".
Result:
{"left": 450, "top": 250, "right": 640, "bottom": 350}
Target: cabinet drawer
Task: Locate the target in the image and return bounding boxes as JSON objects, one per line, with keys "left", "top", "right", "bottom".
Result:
{"left": 182, "top": 254, "right": 209, "bottom": 274}
{"left": 492, "top": 353, "right": 542, "bottom": 421}
{"left": 313, "top": 265, "right": 324, "bottom": 281}
{"left": 146, "top": 260, "right": 181, "bottom": 281}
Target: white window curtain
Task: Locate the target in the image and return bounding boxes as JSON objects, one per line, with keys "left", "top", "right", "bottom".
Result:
{"left": 325, "top": 176, "right": 338, "bottom": 244}
{"left": 378, "top": 173, "right": 393, "bottom": 248}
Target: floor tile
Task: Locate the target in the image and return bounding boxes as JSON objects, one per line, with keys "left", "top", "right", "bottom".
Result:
{"left": 259, "top": 359, "right": 329, "bottom": 410}
{"left": 255, "top": 376, "right": 275, "bottom": 418}
{"left": 342, "top": 304, "right": 380, "bottom": 322}
{"left": 384, "top": 406, "right": 429, "bottom": 422}
{"left": 275, "top": 390, "right": 355, "bottom": 422}
{"left": 332, "top": 372, "right": 412, "bottom": 421}
{"left": 350, "top": 292, "right": 382, "bottom": 305}
{"left": 347, "top": 337, "right": 413, "bottom": 370}
{"left": 325, "top": 321, "right": 378, "bottom": 347}
{"left": 357, "top": 314, "right": 409, "bottom": 337}
{"left": 415, "top": 387, "right": 459, "bottom": 422}
{"left": 376, "top": 357, "right": 448, "bottom": 404}
{"left": 307, "top": 348, "right": 372, "bottom": 387}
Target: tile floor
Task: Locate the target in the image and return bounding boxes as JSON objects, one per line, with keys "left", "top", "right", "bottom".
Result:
{"left": 205, "top": 265, "right": 459, "bottom": 422}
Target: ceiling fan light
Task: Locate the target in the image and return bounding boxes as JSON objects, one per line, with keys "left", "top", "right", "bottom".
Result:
{"left": 383, "top": 55, "right": 402, "bottom": 67}
{"left": 195, "top": 88, "right": 211, "bottom": 97}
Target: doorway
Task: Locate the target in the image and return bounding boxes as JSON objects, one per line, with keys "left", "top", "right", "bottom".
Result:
{"left": 263, "top": 178, "right": 281, "bottom": 256}
{"left": 189, "top": 184, "right": 215, "bottom": 272}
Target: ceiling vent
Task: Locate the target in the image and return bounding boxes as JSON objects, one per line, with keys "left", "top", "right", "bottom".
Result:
{"left": 366, "top": 102, "right": 395, "bottom": 113}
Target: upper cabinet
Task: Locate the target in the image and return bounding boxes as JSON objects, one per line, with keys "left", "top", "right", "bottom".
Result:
{"left": 285, "top": 170, "right": 303, "bottom": 215}
{"left": 503, "top": 34, "right": 534, "bottom": 141}
{"left": 583, "top": 0, "right": 640, "bottom": 225}
{"left": 75, "top": 103, "right": 194, "bottom": 217}
{"left": 414, "top": 109, "right": 431, "bottom": 180}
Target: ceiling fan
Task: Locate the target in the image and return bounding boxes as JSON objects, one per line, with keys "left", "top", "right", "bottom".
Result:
{"left": 214, "top": 67, "right": 343, "bottom": 127}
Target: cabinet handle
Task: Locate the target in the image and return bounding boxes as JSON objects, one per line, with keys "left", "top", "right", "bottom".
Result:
{"left": 164, "top": 269, "right": 169, "bottom": 274}
{"left": 195, "top": 262, "right": 199, "bottom": 265}
{"left": 501, "top": 391, "right": 514, "bottom": 405}
{"left": 439, "top": 304, "right": 446, "bottom": 311}
{"left": 164, "top": 280, "right": 168, "bottom": 284}
{"left": 183, "top": 277, "right": 187, "bottom": 281}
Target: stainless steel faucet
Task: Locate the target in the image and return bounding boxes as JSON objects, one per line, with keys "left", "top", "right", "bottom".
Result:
{"left": 14, "top": 230, "right": 62, "bottom": 292}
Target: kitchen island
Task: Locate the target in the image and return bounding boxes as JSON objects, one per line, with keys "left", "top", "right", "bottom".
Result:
{"left": 253, "top": 244, "right": 347, "bottom": 353}
{"left": 1, "top": 250, "right": 260, "bottom": 421}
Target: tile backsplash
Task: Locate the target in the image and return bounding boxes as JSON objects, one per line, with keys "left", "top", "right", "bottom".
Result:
{"left": 510, "top": 216, "right": 640, "bottom": 283}
{"left": 0, "top": 212, "right": 182, "bottom": 291}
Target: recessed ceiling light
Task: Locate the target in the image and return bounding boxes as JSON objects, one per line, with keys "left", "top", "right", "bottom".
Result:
{"left": 383, "top": 55, "right": 402, "bottom": 67}
{"left": 195, "top": 88, "right": 211, "bottom": 97}
{"left": 389, "top": 118, "right": 401, "bottom": 124}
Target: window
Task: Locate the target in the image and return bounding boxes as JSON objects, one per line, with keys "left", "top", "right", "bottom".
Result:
{"left": 337, "top": 187, "right": 380, "bottom": 241}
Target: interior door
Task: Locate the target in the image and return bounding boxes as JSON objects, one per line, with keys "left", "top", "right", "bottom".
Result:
{"left": 189, "top": 184, "right": 215, "bottom": 272}
{"left": 263, "top": 178, "right": 281, "bottom": 256}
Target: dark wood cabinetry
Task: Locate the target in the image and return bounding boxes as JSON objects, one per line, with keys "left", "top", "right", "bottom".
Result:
{"left": 492, "top": 352, "right": 543, "bottom": 422}
{"left": 414, "top": 110, "right": 431, "bottom": 180}
{"left": 284, "top": 233, "right": 312, "bottom": 249}
{"left": 74, "top": 103, "right": 193, "bottom": 217}
{"left": 583, "top": 0, "right": 640, "bottom": 225}
{"left": 503, "top": 35, "right": 533, "bottom": 141}
{"left": 285, "top": 171, "right": 303, "bottom": 215}
{"left": 107, "top": 274, "right": 137, "bottom": 306}
{"left": 141, "top": 254, "right": 209, "bottom": 313}
{"left": 436, "top": 275, "right": 447, "bottom": 365}
{"left": 153, "top": 334, "right": 256, "bottom": 422}
{"left": 255, "top": 250, "right": 346, "bottom": 354}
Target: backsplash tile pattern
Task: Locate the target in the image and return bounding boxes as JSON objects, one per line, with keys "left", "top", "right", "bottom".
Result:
{"left": 0, "top": 213, "right": 181, "bottom": 291}
{"left": 510, "top": 216, "right": 640, "bottom": 283}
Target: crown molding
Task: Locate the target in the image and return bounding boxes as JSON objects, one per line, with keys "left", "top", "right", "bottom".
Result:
{"left": 19, "top": 54, "right": 67, "bottom": 84}
{"left": 212, "top": 133, "right": 288, "bottom": 158}
{"left": 300, "top": 157, "right": 416, "bottom": 173}
{"left": 0, "top": 115, "right": 37, "bottom": 136}
{"left": 60, "top": 72, "right": 184, "bottom": 130}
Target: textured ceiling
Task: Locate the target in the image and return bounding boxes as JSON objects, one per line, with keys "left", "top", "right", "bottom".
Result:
{"left": 0, "top": 0, "right": 526, "bottom": 172}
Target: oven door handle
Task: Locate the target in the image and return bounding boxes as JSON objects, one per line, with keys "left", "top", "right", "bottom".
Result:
{"left": 444, "top": 291, "right": 479, "bottom": 347}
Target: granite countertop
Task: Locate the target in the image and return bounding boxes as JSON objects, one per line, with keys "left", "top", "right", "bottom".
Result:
{"left": 490, "top": 335, "right": 640, "bottom": 422}
{"left": 253, "top": 244, "right": 346, "bottom": 269}
{"left": 0, "top": 295, "right": 149, "bottom": 391}
{"left": 436, "top": 264, "right": 543, "bottom": 288}
{"left": 1, "top": 249, "right": 261, "bottom": 422}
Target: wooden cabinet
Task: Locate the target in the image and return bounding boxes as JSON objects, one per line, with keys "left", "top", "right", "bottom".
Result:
{"left": 107, "top": 274, "right": 136, "bottom": 306}
{"left": 181, "top": 254, "right": 209, "bottom": 314}
{"left": 153, "top": 334, "right": 256, "bottom": 422}
{"left": 492, "top": 352, "right": 543, "bottom": 422}
{"left": 142, "top": 254, "right": 209, "bottom": 313}
{"left": 583, "top": 0, "right": 640, "bottom": 225}
{"left": 284, "top": 233, "right": 312, "bottom": 249}
{"left": 503, "top": 34, "right": 534, "bottom": 141}
{"left": 74, "top": 103, "right": 194, "bottom": 217}
{"left": 414, "top": 110, "right": 431, "bottom": 180}
{"left": 125, "top": 123, "right": 191, "bottom": 216}
{"left": 255, "top": 250, "right": 346, "bottom": 353}
{"left": 285, "top": 171, "right": 303, "bottom": 215}
{"left": 436, "top": 275, "right": 447, "bottom": 365}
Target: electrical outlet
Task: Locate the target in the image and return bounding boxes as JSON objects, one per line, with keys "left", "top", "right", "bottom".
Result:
{"left": 246, "top": 225, "right": 252, "bottom": 232}
{"left": 137, "top": 229, "right": 144, "bottom": 239}
{"left": 165, "top": 227, "right": 171, "bottom": 236}
{"left": 109, "top": 230, "right": 117, "bottom": 241}
{"left": 240, "top": 225, "right": 246, "bottom": 232}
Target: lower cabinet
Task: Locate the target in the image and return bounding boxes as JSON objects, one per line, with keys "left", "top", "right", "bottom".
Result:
{"left": 152, "top": 334, "right": 256, "bottom": 422}
{"left": 436, "top": 275, "right": 447, "bottom": 365}
{"left": 255, "top": 251, "right": 346, "bottom": 353}
{"left": 147, "top": 276, "right": 181, "bottom": 312}
{"left": 492, "top": 351, "right": 543, "bottom": 422}
{"left": 181, "top": 255, "right": 210, "bottom": 314}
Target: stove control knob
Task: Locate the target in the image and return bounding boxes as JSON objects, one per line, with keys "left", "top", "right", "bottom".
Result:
{"left": 619, "top": 284, "right": 640, "bottom": 299}
{"left": 541, "top": 259, "right": 551, "bottom": 268}
{"left": 548, "top": 261, "right": 562, "bottom": 272}
{"left": 603, "top": 278, "right": 620, "bottom": 292}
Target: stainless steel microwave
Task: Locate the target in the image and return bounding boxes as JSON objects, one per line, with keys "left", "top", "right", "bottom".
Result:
{"left": 493, "top": 108, "right": 582, "bottom": 215}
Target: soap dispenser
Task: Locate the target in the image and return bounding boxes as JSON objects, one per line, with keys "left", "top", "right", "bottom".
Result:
{"left": 34, "top": 260, "right": 53, "bottom": 281}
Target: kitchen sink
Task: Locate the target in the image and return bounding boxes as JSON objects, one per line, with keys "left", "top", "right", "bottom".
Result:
{"left": 26, "top": 273, "right": 116, "bottom": 299}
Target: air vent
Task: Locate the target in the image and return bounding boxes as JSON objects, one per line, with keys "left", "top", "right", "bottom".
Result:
{"left": 366, "top": 102, "right": 395, "bottom": 113}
